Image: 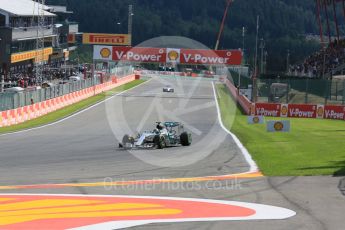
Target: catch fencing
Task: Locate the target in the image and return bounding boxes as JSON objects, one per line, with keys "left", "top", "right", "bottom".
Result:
{"left": 231, "top": 72, "right": 345, "bottom": 105}
{"left": 0, "top": 73, "right": 137, "bottom": 128}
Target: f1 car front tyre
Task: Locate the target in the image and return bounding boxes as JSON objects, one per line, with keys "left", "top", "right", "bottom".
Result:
{"left": 180, "top": 132, "right": 191, "bottom": 146}
{"left": 154, "top": 135, "right": 165, "bottom": 149}
{"left": 122, "top": 134, "right": 134, "bottom": 149}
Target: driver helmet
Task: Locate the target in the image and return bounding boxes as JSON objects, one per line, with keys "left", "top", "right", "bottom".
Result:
{"left": 156, "top": 124, "right": 164, "bottom": 130}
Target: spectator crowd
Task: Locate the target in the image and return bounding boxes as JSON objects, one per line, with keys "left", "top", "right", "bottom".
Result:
{"left": 2, "top": 64, "right": 85, "bottom": 89}
{"left": 289, "top": 39, "right": 345, "bottom": 78}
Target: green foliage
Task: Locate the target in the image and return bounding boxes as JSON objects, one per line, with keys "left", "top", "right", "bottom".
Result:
{"left": 69, "top": 45, "right": 93, "bottom": 64}
{"left": 47, "top": 0, "right": 337, "bottom": 71}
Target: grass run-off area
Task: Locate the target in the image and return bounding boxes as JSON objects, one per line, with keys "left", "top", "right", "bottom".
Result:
{"left": 0, "top": 80, "right": 145, "bottom": 134}
{"left": 217, "top": 84, "right": 345, "bottom": 176}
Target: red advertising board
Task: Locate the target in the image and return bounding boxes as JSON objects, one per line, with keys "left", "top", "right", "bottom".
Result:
{"left": 287, "top": 104, "right": 317, "bottom": 118}
{"left": 94, "top": 46, "right": 242, "bottom": 65}
{"left": 67, "top": 34, "right": 76, "bottom": 44}
{"left": 253, "top": 102, "right": 345, "bottom": 121}
{"left": 112, "top": 47, "right": 166, "bottom": 63}
{"left": 255, "top": 103, "right": 281, "bottom": 117}
{"left": 324, "top": 105, "right": 345, "bottom": 120}
{"left": 180, "top": 49, "right": 242, "bottom": 65}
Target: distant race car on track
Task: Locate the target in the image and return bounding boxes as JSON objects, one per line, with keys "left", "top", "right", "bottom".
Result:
{"left": 163, "top": 85, "right": 174, "bottom": 92}
{"left": 119, "top": 122, "right": 192, "bottom": 149}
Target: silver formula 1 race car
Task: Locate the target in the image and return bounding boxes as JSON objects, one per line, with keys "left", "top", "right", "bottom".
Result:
{"left": 119, "top": 122, "right": 192, "bottom": 149}
{"left": 163, "top": 85, "right": 174, "bottom": 93}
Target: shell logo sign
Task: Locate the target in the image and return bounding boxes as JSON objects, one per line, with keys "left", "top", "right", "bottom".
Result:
{"left": 274, "top": 121, "right": 284, "bottom": 131}
{"left": 253, "top": 116, "right": 260, "bottom": 124}
{"left": 267, "top": 120, "right": 290, "bottom": 132}
{"left": 316, "top": 105, "right": 324, "bottom": 119}
{"left": 168, "top": 51, "right": 179, "bottom": 60}
{"left": 100, "top": 48, "right": 112, "bottom": 59}
{"left": 247, "top": 115, "right": 264, "bottom": 124}
{"left": 94, "top": 46, "right": 113, "bottom": 60}
{"left": 0, "top": 194, "right": 295, "bottom": 229}
{"left": 166, "top": 48, "right": 181, "bottom": 63}
{"left": 280, "top": 104, "right": 288, "bottom": 117}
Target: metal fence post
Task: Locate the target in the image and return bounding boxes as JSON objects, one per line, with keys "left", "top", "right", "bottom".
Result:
{"left": 286, "top": 80, "right": 290, "bottom": 104}
{"left": 343, "top": 81, "right": 345, "bottom": 105}
{"left": 305, "top": 78, "right": 309, "bottom": 104}
{"left": 324, "top": 80, "right": 329, "bottom": 105}
{"left": 335, "top": 81, "right": 338, "bottom": 101}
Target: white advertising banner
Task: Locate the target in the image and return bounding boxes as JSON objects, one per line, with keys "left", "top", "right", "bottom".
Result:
{"left": 267, "top": 120, "right": 291, "bottom": 132}
{"left": 93, "top": 45, "right": 113, "bottom": 60}
{"left": 247, "top": 116, "right": 265, "bottom": 124}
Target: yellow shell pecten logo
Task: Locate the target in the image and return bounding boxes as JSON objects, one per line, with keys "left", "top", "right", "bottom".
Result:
{"left": 281, "top": 105, "right": 288, "bottom": 116}
{"left": 100, "top": 48, "right": 111, "bottom": 58}
{"left": 168, "top": 50, "right": 179, "bottom": 61}
{"left": 274, "top": 121, "right": 284, "bottom": 131}
{"left": 317, "top": 106, "right": 324, "bottom": 117}
{"left": 253, "top": 116, "right": 260, "bottom": 124}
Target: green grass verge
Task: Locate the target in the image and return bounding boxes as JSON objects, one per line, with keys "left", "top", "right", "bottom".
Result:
{"left": 217, "top": 84, "right": 345, "bottom": 176}
{"left": 0, "top": 80, "right": 145, "bottom": 134}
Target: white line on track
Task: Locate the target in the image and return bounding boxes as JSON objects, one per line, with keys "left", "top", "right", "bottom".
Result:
{"left": 211, "top": 82, "right": 259, "bottom": 173}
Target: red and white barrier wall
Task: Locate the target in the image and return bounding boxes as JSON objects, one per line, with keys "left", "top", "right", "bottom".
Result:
{"left": 223, "top": 78, "right": 252, "bottom": 115}
{"left": 0, "top": 74, "right": 137, "bottom": 127}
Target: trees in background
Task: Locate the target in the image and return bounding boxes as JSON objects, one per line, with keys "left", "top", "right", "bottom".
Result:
{"left": 47, "top": 0, "right": 331, "bottom": 72}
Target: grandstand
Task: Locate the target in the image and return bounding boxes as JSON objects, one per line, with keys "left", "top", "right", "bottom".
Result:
{"left": 290, "top": 0, "right": 345, "bottom": 79}
{"left": 0, "top": 0, "right": 79, "bottom": 91}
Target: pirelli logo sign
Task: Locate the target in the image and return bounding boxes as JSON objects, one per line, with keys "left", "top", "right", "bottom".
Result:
{"left": 82, "top": 33, "right": 131, "bottom": 46}
{"left": 11, "top": 47, "right": 53, "bottom": 64}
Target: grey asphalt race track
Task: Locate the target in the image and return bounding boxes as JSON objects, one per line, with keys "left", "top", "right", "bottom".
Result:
{"left": 0, "top": 76, "right": 344, "bottom": 230}
{"left": 0, "top": 77, "right": 247, "bottom": 185}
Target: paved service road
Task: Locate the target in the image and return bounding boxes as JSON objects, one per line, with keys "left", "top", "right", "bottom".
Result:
{"left": 0, "top": 76, "right": 344, "bottom": 230}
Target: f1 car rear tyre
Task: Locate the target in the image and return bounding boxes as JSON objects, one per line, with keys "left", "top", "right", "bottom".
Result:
{"left": 154, "top": 135, "right": 165, "bottom": 149}
{"left": 180, "top": 132, "right": 191, "bottom": 146}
